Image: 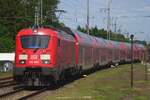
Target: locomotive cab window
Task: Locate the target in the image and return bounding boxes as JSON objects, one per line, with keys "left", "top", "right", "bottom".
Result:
{"left": 21, "top": 35, "right": 50, "bottom": 49}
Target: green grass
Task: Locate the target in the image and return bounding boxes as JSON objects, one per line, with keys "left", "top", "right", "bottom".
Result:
{"left": 45, "top": 63, "right": 150, "bottom": 100}
{"left": 0, "top": 72, "right": 12, "bottom": 78}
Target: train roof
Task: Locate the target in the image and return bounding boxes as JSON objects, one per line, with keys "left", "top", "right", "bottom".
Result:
{"left": 137, "top": 44, "right": 146, "bottom": 51}
{"left": 70, "top": 30, "right": 94, "bottom": 47}
{"left": 17, "top": 27, "right": 146, "bottom": 51}
{"left": 119, "top": 42, "right": 127, "bottom": 49}
{"left": 94, "top": 37, "right": 106, "bottom": 47}
{"left": 17, "top": 27, "right": 58, "bottom": 37}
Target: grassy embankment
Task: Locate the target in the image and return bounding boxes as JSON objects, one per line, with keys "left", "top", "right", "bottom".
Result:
{"left": 46, "top": 63, "right": 150, "bottom": 100}
{"left": 0, "top": 72, "right": 12, "bottom": 78}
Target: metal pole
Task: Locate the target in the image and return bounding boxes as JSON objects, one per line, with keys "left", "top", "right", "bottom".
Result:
{"left": 40, "top": 0, "right": 43, "bottom": 25}
{"left": 114, "top": 18, "right": 117, "bottom": 33}
{"left": 107, "top": 0, "right": 112, "bottom": 40}
{"left": 145, "top": 43, "right": 148, "bottom": 81}
{"left": 34, "top": 6, "right": 39, "bottom": 27}
{"left": 145, "top": 60, "right": 148, "bottom": 81}
{"left": 87, "top": 0, "right": 90, "bottom": 35}
{"left": 34, "top": 6, "right": 37, "bottom": 26}
{"left": 25, "top": 2, "right": 27, "bottom": 27}
{"left": 130, "top": 34, "right": 134, "bottom": 88}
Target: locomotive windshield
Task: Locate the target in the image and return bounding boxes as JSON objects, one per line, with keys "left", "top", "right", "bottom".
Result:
{"left": 21, "top": 35, "right": 50, "bottom": 49}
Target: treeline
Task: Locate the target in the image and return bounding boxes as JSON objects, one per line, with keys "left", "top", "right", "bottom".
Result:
{"left": 0, "top": 0, "right": 59, "bottom": 52}
{"left": 77, "top": 26, "right": 130, "bottom": 42}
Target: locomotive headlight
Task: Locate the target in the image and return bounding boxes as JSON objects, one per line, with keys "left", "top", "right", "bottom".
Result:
{"left": 19, "top": 60, "right": 26, "bottom": 64}
{"left": 42, "top": 60, "right": 50, "bottom": 64}
{"left": 40, "top": 54, "right": 51, "bottom": 60}
{"left": 40, "top": 54, "right": 51, "bottom": 64}
{"left": 19, "top": 54, "right": 28, "bottom": 60}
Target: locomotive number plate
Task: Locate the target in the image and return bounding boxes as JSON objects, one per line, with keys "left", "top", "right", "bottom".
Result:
{"left": 30, "top": 55, "right": 38, "bottom": 60}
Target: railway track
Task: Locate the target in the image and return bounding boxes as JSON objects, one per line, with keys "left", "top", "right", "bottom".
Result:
{"left": 0, "top": 77, "right": 12, "bottom": 81}
{"left": 0, "top": 86, "right": 48, "bottom": 100}
{"left": 0, "top": 77, "right": 13, "bottom": 85}
{"left": 18, "top": 88, "right": 48, "bottom": 100}
{"left": 0, "top": 77, "right": 18, "bottom": 89}
{"left": 0, "top": 77, "right": 49, "bottom": 99}
{"left": 0, "top": 87, "right": 24, "bottom": 98}
{"left": 0, "top": 82, "right": 17, "bottom": 88}
{"left": 0, "top": 80, "right": 14, "bottom": 85}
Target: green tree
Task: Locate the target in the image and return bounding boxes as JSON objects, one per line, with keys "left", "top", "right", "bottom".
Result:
{"left": 0, "top": 0, "right": 59, "bottom": 52}
{"left": 77, "top": 26, "right": 130, "bottom": 42}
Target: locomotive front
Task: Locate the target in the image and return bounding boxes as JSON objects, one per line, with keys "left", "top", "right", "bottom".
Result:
{"left": 14, "top": 28, "right": 58, "bottom": 86}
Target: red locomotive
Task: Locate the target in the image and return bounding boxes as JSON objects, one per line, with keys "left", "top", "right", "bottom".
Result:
{"left": 14, "top": 26, "right": 147, "bottom": 86}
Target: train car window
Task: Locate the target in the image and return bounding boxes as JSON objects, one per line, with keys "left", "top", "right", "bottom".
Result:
{"left": 58, "top": 39, "right": 61, "bottom": 47}
{"left": 21, "top": 35, "right": 50, "bottom": 49}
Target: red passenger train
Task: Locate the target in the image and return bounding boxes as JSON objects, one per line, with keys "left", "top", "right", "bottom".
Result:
{"left": 14, "top": 26, "right": 147, "bottom": 86}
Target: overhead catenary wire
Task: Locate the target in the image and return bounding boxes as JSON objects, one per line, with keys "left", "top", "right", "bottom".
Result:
{"left": 59, "top": 0, "right": 87, "bottom": 27}
{"left": 57, "top": 0, "right": 150, "bottom": 35}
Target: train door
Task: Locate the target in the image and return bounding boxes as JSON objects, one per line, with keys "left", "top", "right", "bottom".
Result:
{"left": 113, "top": 47, "right": 115, "bottom": 62}
{"left": 91, "top": 47, "right": 94, "bottom": 66}
{"left": 98, "top": 48, "right": 101, "bottom": 65}
{"left": 81, "top": 47, "right": 85, "bottom": 69}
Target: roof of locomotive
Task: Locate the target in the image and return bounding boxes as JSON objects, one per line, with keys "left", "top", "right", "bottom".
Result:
{"left": 17, "top": 27, "right": 58, "bottom": 37}
{"left": 17, "top": 27, "right": 77, "bottom": 44}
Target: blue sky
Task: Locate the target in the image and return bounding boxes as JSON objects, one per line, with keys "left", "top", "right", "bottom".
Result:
{"left": 58, "top": 0, "right": 150, "bottom": 42}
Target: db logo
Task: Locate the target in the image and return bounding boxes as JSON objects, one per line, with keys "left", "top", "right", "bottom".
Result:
{"left": 30, "top": 55, "right": 38, "bottom": 60}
